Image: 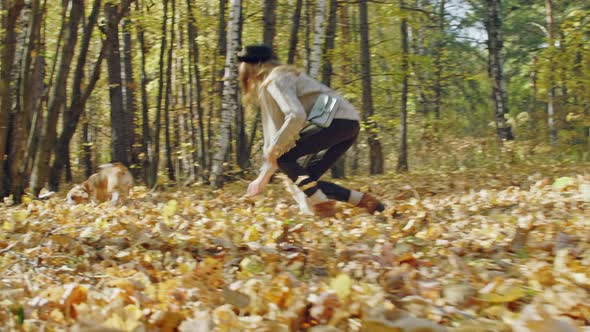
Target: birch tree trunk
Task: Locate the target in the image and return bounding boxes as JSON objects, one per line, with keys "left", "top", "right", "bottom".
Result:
{"left": 309, "top": 0, "right": 327, "bottom": 79}
{"left": 397, "top": 0, "right": 409, "bottom": 173}
{"left": 30, "top": 0, "right": 82, "bottom": 196}
{"left": 176, "top": 9, "right": 191, "bottom": 180}
{"left": 484, "top": 0, "right": 514, "bottom": 142}
{"left": 211, "top": 0, "right": 241, "bottom": 188}
{"left": 359, "top": 0, "right": 383, "bottom": 174}
{"left": 205, "top": 0, "right": 228, "bottom": 177}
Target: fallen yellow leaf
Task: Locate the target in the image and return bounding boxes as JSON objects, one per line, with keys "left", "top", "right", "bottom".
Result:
{"left": 330, "top": 274, "right": 353, "bottom": 301}
{"left": 479, "top": 286, "right": 525, "bottom": 303}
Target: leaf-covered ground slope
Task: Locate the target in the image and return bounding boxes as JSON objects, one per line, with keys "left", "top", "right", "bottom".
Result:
{"left": 1, "top": 164, "right": 589, "bottom": 332}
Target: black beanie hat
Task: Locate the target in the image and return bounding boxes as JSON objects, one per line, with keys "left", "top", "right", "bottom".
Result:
{"left": 237, "top": 44, "right": 276, "bottom": 63}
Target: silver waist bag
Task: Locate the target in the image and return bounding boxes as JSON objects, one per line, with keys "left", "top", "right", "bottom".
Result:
{"left": 307, "top": 94, "right": 339, "bottom": 128}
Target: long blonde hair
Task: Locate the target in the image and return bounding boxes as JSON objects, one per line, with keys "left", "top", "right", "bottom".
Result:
{"left": 239, "top": 61, "right": 299, "bottom": 106}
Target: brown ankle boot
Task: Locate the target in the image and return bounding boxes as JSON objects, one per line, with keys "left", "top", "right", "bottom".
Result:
{"left": 313, "top": 200, "right": 337, "bottom": 218}
{"left": 358, "top": 193, "right": 385, "bottom": 214}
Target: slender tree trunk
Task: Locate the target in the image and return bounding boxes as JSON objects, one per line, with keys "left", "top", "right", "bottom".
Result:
{"left": 378, "top": 29, "right": 394, "bottom": 108}
{"left": 484, "top": 0, "right": 514, "bottom": 142}
{"left": 351, "top": 139, "right": 359, "bottom": 175}
{"left": 0, "top": 0, "right": 25, "bottom": 197}
{"left": 558, "top": 32, "right": 568, "bottom": 107}
{"left": 212, "top": 0, "right": 241, "bottom": 188}
{"left": 49, "top": 0, "right": 103, "bottom": 191}
{"left": 234, "top": 4, "right": 248, "bottom": 170}
{"left": 359, "top": 0, "right": 383, "bottom": 174}
{"left": 164, "top": 0, "right": 176, "bottom": 182}
{"left": 336, "top": 5, "right": 356, "bottom": 177}
{"left": 207, "top": 94, "right": 214, "bottom": 176}
{"left": 349, "top": 5, "right": 360, "bottom": 175}
{"left": 187, "top": 0, "right": 206, "bottom": 179}
{"left": 136, "top": 0, "right": 151, "bottom": 184}
{"left": 175, "top": 9, "right": 190, "bottom": 180}
{"left": 262, "top": 0, "right": 276, "bottom": 48}
{"left": 397, "top": 0, "right": 409, "bottom": 173}
{"left": 105, "top": 1, "right": 131, "bottom": 165}
{"left": 235, "top": 103, "right": 249, "bottom": 169}
{"left": 247, "top": 111, "right": 260, "bottom": 158}
{"left": 321, "top": 0, "right": 337, "bottom": 86}
{"left": 24, "top": 15, "right": 45, "bottom": 182}
{"left": 9, "top": 0, "right": 43, "bottom": 200}
{"left": 216, "top": 0, "right": 227, "bottom": 99}
{"left": 27, "top": 0, "right": 65, "bottom": 178}
{"left": 305, "top": 0, "right": 312, "bottom": 73}
{"left": 433, "top": 0, "right": 446, "bottom": 119}
{"left": 309, "top": 0, "right": 327, "bottom": 79}
{"left": 204, "top": 0, "right": 227, "bottom": 178}
{"left": 30, "top": 0, "right": 82, "bottom": 196}
{"left": 150, "top": 0, "right": 169, "bottom": 187}
{"left": 545, "top": 0, "right": 556, "bottom": 144}
{"left": 82, "top": 111, "right": 92, "bottom": 179}
{"left": 287, "top": 0, "right": 303, "bottom": 64}
{"left": 64, "top": 145, "right": 72, "bottom": 183}
{"left": 529, "top": 54, "right": 538, "bottom": 132}
{"left": 409, "top": 4, "right": 430, "bottom": 116}
{"left": 122, "top": 12, "right": 138, "bottom": 172}
{"left": 207, "top": 59, "right": 215, "bottom": 176}
{"left": 320, "top": 0, "right": 344, "bottom": 178}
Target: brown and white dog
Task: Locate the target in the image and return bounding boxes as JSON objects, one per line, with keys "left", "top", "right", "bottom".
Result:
{"left": 66, "top": 162, "right": 134, "bottom": 205}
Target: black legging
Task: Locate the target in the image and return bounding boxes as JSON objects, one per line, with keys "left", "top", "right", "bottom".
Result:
{"left": 277, "top": 119, "right": 359, "bottom": 202}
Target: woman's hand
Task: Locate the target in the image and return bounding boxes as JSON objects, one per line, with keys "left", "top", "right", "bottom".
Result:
{"left": 246, "top": 158, "right": 279, "bottom": 197}
{"left": 247, "top": 175, "right": 269, "bottom": 197}
{"left": 246, "top": 148, "right": 280, "bottom": 197}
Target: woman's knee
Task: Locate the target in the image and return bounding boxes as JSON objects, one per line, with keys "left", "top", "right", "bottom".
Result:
{"left": 277, "top": 159, "right": 299, "bottom": 176}
{"left": 277, "top": 151, "right": 298, "bottom": 164}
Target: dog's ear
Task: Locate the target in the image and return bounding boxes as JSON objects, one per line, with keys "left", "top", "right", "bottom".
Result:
{"left": 83, "top": 180, "right": 91, "bottom": 193}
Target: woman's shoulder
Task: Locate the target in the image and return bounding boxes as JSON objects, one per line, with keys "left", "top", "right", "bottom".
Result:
{"left": 272, "top": 64, "right": 301, "bottom": 75}
{"left": 265, "top": 65, "right": 301, "bottom": 83}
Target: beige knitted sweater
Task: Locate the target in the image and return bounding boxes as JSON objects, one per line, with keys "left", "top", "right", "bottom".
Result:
{"left": 258, "top": 65, "right": 360, "bottom": 159}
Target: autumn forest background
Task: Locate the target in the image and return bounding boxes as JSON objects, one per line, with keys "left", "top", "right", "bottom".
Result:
{"left": 0, "top": 0, "right": 589, "bottom": 331}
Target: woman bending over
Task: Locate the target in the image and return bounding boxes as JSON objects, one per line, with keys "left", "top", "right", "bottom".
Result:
{"left": 239, "top": 44, "right": 384, "bottom": 217}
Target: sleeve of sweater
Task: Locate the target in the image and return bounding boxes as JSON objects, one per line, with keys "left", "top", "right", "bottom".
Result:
{"left": 264, "top": 73, "right": 307, "bottom": 157}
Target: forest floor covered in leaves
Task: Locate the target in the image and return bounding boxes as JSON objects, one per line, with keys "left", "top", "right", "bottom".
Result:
{"left": 0, "top": 163, "right": 589, "bottom": 332}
